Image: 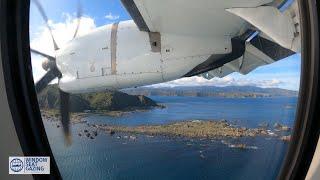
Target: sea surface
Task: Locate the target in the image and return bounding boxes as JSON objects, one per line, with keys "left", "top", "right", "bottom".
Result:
{"left": 43, "top": 96, "right": 297, "bottom": 180}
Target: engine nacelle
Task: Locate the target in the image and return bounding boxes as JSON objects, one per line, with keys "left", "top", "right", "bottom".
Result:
{"left": 56, "top": 20, "right": 231, "bottom": 93}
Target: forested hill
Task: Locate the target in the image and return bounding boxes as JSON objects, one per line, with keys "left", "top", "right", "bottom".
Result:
{"left": 37, "top": 85, "right": 158, "bottom": 112}
{"left": 122, "top": 86, "right": 298, "bottom": 98}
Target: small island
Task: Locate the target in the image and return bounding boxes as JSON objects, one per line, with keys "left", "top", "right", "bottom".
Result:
{"left": 97, "top": 120, "right": 286, "bottom": 139}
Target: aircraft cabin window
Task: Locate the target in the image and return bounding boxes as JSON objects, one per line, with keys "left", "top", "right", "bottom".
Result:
{"left": 29, "top": 0, "right": 303, "bottom": 179}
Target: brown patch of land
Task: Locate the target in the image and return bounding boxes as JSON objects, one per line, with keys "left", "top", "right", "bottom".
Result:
{"left": 41, "top": 110, "right": 291, "bottom": 142}
{"left": 98, "top": 120, "right": 277, "bottom": 139}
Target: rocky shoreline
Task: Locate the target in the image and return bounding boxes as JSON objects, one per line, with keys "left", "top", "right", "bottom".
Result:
{"left": 96, "top": 120, "right": 291, "bottom": 140}
{"left": 41, "top": 109, "right": 88, "bottom": 124}
{"left": 41, "top": 110, "right": 292, "bottom": 150}
{"left": 40, "top": 107, "right": 165, "bottom": 122}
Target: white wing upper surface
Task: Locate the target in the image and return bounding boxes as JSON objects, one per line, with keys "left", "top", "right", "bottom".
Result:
{"left": 132, "top": 0, "right": 272, "bottom": 36}
{"left": 121, "top": 0, "right": 300, "bottom": 79}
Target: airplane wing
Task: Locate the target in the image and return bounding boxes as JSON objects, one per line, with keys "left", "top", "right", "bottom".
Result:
{"left": 121, "top": 0, "right": 300, "bottom": 79}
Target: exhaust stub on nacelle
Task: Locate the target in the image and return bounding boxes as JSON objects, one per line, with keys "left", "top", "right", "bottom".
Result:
{"left": 42, "top": 58, "right": 57, "bottom": 71}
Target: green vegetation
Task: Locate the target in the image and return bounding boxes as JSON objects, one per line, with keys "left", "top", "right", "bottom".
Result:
{"left": 37, "top": 85, "right": 159, "bottom": 112}
{"left": 98, "top": 120, "right": 279, "bottom": 139}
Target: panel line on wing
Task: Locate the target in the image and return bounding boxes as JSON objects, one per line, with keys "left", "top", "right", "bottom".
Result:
{"left": 110, "top": 22, "right": 119, "bottom": 75}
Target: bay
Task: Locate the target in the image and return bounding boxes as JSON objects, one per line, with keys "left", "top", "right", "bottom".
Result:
{"left": 44, "top": 96, "right": 297, "bottom": 180}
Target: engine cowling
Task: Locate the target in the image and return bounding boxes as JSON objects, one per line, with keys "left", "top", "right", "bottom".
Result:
{"left": 56, "top": 20, "right": 230, "bottom": 93}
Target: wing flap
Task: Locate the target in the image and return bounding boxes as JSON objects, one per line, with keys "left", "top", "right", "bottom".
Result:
{"left": 200, "top": 36, "right": 294, "bottom": 80}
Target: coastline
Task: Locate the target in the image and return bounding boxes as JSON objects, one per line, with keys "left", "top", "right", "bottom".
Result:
{"left": 40, "top": 96, "right": 295, "bottom": 179}
{"left": 41, "top": 109, "right": 292, "bottom": 147}
{"left": 40, "top": 104, "right": 165, "bottom": 123}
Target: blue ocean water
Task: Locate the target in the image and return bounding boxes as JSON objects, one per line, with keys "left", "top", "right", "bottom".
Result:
{"left": 44, "top": 96, "right": 297, "bottom": 180}
{"left": 84, "top": 96, "right": 297, "bottom": 128}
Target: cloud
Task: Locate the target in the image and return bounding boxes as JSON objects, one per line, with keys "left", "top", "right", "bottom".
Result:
{"left": 149, "top": 56, "right": 301, "bottom": 91}
{"left": 30, "top": 14, "right": 96, "bottom": 82}
{"left": 104, "top": 12, "right": 120, "bottom": 20}
{"left": 150, "top": 75, "right": 290, "bottom": 89}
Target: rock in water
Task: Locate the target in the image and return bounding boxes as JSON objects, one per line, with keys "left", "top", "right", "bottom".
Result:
{"left": 110, "top": 130, "right": 115, "bottom": 136}
{"left": 280, "top": 135, "right": 291, "bottom": 142}
{"left": 93, "top": 131, "right": 98, "bottom": 136}
{"left": 229, "top": 143, "right": 247, "bottom": 149}
{"left": 258, "top": 122, "right": 269, "bottom": 128}
{"left": 274, "top": 122, "right": 291, "bottom": 131}
{"left": 200, "top": 154, "right": 205, "bottom": 159}
{"left": 280, "top": 126, "right": 290, "bottom": 131}
{"left": 274, "top": 123, "right": 281, "bottom": 129}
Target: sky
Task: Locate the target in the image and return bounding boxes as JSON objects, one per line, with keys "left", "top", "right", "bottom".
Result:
{"left": 29, "top": 0, "right": 301, "bottom": 91}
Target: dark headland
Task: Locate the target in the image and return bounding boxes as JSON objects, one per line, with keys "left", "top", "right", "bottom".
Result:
{"left": 37, "top": 84, "right": 162, "bottom": 115}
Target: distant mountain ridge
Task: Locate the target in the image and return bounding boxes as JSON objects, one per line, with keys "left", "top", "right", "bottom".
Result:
{"left": 122, "top": 86, "right": 298, "bottom": 98}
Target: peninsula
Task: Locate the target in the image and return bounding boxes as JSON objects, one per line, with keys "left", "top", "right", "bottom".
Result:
{"left": 37, "top": 84, "right": 162, "bottom": 114}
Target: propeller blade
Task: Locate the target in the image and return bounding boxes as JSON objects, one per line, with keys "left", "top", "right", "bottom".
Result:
{"left": 59, "top": 89, "right": 72, "bottom": 145}
{"left": 32, "top": 0, "right": 59, "bottom": 50}
{"left": 35, "top": 68, "right": 61, "bottom": 93}
{"left": 72, "top": 1, "right": 82, "bottom": 39}
{"left": 30, "top": 48, "right": 55, "bottom": 61}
